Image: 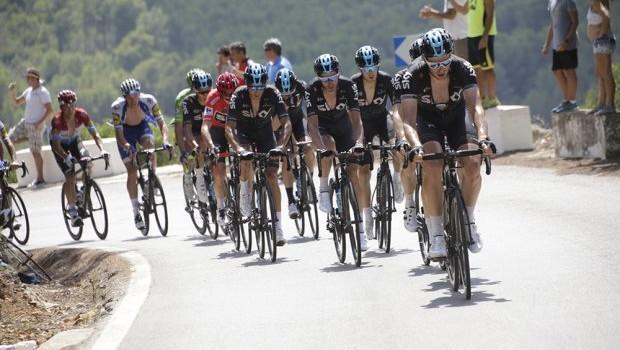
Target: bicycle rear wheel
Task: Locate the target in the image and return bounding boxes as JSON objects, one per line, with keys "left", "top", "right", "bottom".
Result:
{"left": 328, "top": 180, "right": 346, "bottom": 263}
{"left": 261, "top": 183, "right": 278, "bottom": 262}
{"left": 304, "top": 168, "right": 320, "bottom": 240}
{"left": 7, "top": 187, "right": 30, "bottom": 245}
{"left": 344, "top": 180, "right": 362, "bottom": 267}
{"left": 151, "top": 175, "right": 168, "bottom": 236}
{"left": 452, "top": 192, "right": 471, "bottom": 299}
{"left": 61, "top": 183, "right": 83, "bottom": 241}
{"left": 185, "top": 173, "right": 207, "bottom": 235}
{"left": 87, "top": 180, "right": 108, "bottom": 240}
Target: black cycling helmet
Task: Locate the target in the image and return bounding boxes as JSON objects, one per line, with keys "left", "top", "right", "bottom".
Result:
{"left": 421, "top": 28, "right": 454, "bottom": 58}
{"left": 313, "top": 54, "right": 340, "bottom": 75}
{"left": 186, "top": 68, "right": 201, "bottom": 88}
{"left": 354, "top": 45, "right": 380, "bottom": 67}
{"left": 191, "top": 70, "right": 213, "bottom": 92}
{"left": 274, "top": 68, "right": 297, "bottom": 95}
{"left": 244, "top": 63, "right": 268, "bottom": 87}
{"left": 120, "top": 78, "right": 140, "bottom": 96}
{"left": 409, "top": 37, "right": 424, "bottom": 61}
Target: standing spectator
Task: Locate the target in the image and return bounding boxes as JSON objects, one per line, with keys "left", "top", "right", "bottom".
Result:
{"left": 452, "top": 0, "right": 500, "bottom": 109}
{"left": 229, "top": 41, "right": 254, "bottom": 85}
{"left": 419, "top": 0, "right": 469, "bottom": 58}
{"left": 263, "top": 38, "right": 293, "bottom": 83}
{"left": 587, "top": 0, "right": 616, "bottom": 115}
{"left": 215, "top": 46, "right": 233, "bottom": 76}
{"left": 7, "top": 68, "right": 53, "bottom": 187}
{"left": 542, "top": 0, "right": 579, "bottom": 113}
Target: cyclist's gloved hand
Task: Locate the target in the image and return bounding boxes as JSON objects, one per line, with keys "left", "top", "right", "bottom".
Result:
{"left": 269, "top": 146, "right": 285, "bottom": 158}
{"left": 350, "top": 143, "right": 365, "bottom": 155}
{"left": 125, "top": 144, "right": 136, "bottom": 155}
{"left": 396, "top": 139, "right": 411, "bottom": 153}
{"left": 318, "top": 149, "right": 334, "bottom": 157}
{"left": 179, "top": 151, "right": 189, "bottom": 164}
{"left": 64, "top": 154, "right": 75, "bottom": 168}
{"left": 100, "top": 150, "right": 110, "bottom": 159}
{"left": 163, "top": 142, "right": 173, "bottom": 151}
{"left": 410, "top": 146, "right": 424, "bottom": 163}
{"left": 478, "top": 139, "right": 496, "bottom": 156}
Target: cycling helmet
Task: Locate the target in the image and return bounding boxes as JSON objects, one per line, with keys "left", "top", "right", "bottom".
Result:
{"left": 191, "top": 70, "right": 213, "bottom": 92}
{"left": 57, "top": 90, "right": 77, "bottom": 105}
{"left": 409, "top": 37, "right": 424, "bottom": 60}
{"left": 354, "top": 46, "right": 380, "bottom": 67}
{"left": 120, "top": 78, "right": 141, "bottom": 96}
{"left": 186, "top": 68, "right": 201, "bottom": 88}
{"left": 274, "top": 68, "right": 297, "bottom": 95}
{"left": 313, "top": 54, "right": 340, "bottom": 75}
{"left": 244, "top": 63, "right": 268, "bottom": 87}
{"left": 421, "top": 28, "right": 453, "bottom": 58}
{"left": 216, "top": 72, "right": 239, "bottom": 96}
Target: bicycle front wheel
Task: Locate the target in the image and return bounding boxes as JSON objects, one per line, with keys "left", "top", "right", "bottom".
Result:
{"left": 328, "top": 180, "right": 345, "bottom": 263}
{"left": 379, "top": 171, "right": 394, "bottom": 253}
{"left": 184, "top": 173, "right": 207, "bottom": 235}
{"left": 7, "top": 187, "right": 30, "bottom": 245}
{"left": 261, "top": 183, "right": 278, "bottom": 262}
{"left": 151, "top": 175, "right": 169, "bottom": 236}
{"left": 452, "top": 192, "right": 471, "bottom": 300}
{"left": 304, "top": 168, "right": 320, "bottom": 240}
{"left": 344, "top": 180, "right": 362, "bottom": 267}
{"left": 205, "top": 175, "right": 219, "bottom": 240}
{"left": 87, "top": 180, "right": 109, "bottom": 240}
{"left": 60, "top": 183, "right": 83, "bottom": 241}
{"left": 226, "top": 182, "right": 241, "bottom": 251}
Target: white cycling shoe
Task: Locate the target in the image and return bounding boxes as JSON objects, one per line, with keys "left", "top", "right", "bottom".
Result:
{"left": 319, "top": 191, "right": 331, "bottom": 213}
{"left": 468, "top": 222, "right": 483, "bottom": 253}
{"left": 288, "top": 203, "right": 300, "bottom": 219}
{"left": 428, "top": 235, "right": 447, "bottom": 258}
{"left": 275, "top": 225, "right": 286, "bottom": 246}
{"left": 365, "top": 217, "right": 375, "bottom": 240}
{"left": 403, "top": 207, "right": 418, "bottom": 232}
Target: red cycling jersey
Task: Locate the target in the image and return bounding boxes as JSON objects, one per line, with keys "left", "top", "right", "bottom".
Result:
{"left": 203, "top": 89, "right": 229, "bottom": 129}
{"left": 51, "top": 108, "right": 94, "bottom": 142}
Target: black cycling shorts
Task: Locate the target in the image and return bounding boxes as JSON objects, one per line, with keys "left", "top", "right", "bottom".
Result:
{"left": 52, "top": 140, "right": 90, "bottom": 175}
{"left": 236, "top": 123, "right": 276, "bottom": 154}
{"left": 289, "top": 109, "right": 307, "bottom": 141}
{"left": 318, "top": 116, "right": 355, "bottom": 153}
{"left": 417, "top": 107, "right": 478, "bottom": 150}
{"left": 362, "top": 114, "right": 390, "bottom": 144}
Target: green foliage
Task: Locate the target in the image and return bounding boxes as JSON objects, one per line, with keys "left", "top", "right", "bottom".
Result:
{"left": 1, "top": 0, "right": 619, "bottom": 129}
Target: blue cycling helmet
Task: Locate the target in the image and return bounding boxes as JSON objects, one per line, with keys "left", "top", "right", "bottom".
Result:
{"left": 421, "top": 28, "right": 454, "bottom": 58}
{"left": 274, "top": 68, "right": 297, "bottom": 95}
{"left": 186, "top": 68, "right": 202, "bottom": 88}
{"left": 355, "top": 45, "right": 380, "bottom": 67}
{"left": 409, "top": 37, "right": 424, "bottom": 60}
{"left": 313, "top": 54, "right": 340, "bottom": 75}
{"left": 191, "top": 70, "right": 213, "bottom": 92}
{"left": 244, "top": 63, "right": 268, "bottom": 87}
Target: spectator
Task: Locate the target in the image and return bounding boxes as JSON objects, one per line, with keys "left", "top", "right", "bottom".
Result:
{"left": 263, "top": 38, "right": 293, "bottom": 83}
{"left": 542, "top": 0, "right": 579, "bottom": 114}
{"left": 419, "top": 0, "right": 469, "bottom": 58}
{"left": 452, "top": 0, "right": 500, "bottom": 109}
{"left": 229, "top": 41, "right": 254, "bottom": 85}
{"left": 7, "top": 68, "right": 53, "bottom": 187}
{"left": 587, "top": 0, "right": 616, "bottom": 115}
{"left": 215, "top": 46, "right": 233, "bottom": 76}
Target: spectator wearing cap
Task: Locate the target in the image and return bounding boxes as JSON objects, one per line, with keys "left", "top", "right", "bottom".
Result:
{"left": 229, "top": 41, "right": 254, "bottom": 85}
{"left": 419, "top": 0, "right": 469, "bottom": 58}
{"left": 7, "top": 68, "right": 53, "bottom": 187}
{"left": 215, "top": 46, "right": 233, "bottom": 76}
{"left": 263, "top": 38, "right": 293, "bottom": 83}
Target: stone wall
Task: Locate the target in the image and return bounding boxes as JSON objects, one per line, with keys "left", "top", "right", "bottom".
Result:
{"left": 552, "top": 110, "right": 620, "bottom": 159}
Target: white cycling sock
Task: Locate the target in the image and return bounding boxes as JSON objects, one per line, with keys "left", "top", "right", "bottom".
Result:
{"left": 217, "top": 197, "right": 225, "bottom": 209}
{"left": 393, "top": 171, "right": 401, "bottom": 184}
{"left": 363, "top": 207, "right": 372, "bottom": 224}
{"left": 425, "top": 216, "right": 443, "bottom": 237}
{"left": 319, "top": 176, "right": 329, "bottom": 192}
{"left": 466, "top": 206, "right": 475, "bottom": 224}
{"left": 405, "top": 193, "right": 414, "bottom": 208}
{"left": 131, "top": 198, "right": 140, "bottom": 216}
{"left": 240, "top": 180, "right": 249, "bottom": 196}
{"left": 276, "top": 212, "right": 282, "bottom": 228}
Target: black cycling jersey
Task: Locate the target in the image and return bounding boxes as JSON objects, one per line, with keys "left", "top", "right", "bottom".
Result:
{"left": 228, "top": 86, "right": 288, "bottom": 128}
{"left": 400, "top": 56, "right": 477, "bottom": 114}
{"left": 305, "top": 77, "right": 360, "bottom": 123}
{"left": 351, "top": 71, "right": 394, "bottom": 120}
{"left": 391, "top": 68, "right": 410, "bottom": 105}
{"left": 281, "top": 80, "right": 307, "bottom": 115}
{"left": 181, "top": 93, "right": 205, "bottom": 135}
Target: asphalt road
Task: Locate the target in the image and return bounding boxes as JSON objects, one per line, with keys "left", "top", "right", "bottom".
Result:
{"left": 15, "top": 165, "right": 620, "bottom": 349}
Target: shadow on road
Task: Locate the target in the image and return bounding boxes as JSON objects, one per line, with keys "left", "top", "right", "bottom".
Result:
{"left": 320, "top": 261, "right": 378, "bottom": 273}
{"left": 421, "top": 277, "right": 511, "bottom": 308}
{"left": 193, "top": 239, "right": 228, "bottom": 248}
{"left": 56, "top": 239, "right": 98, "bottom": 246}
{"left": 122, "top": 235, "right": 166, "bottom": 242}
{"left": 364, "top": 248, "right": 414, "bottom": 259}
{"left": 285, "top": 237, "right": 319, "bottom": 245}
{"left": 408, "top": 265, "right": 446, "bottom": 277}
{"left": 241, "top": 257, "right": 300, "bottom": 267}
{"left": 216, "top": 250, "right": 250, "bottom": 260}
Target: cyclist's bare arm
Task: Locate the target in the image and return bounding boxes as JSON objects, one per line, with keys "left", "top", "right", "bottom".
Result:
{"left": 400, "top": 99, "right": 423, "bottom": 147}
{"left": 275, "top": 117, "right": 292, "bottom": 148}
{"left": 348, "top": 109, "right": 364, "bottom": 145}
{"left": 224, "top": 120, "right": 242, "bottom": 152}
{"left": 307, "top": 115, "right": 327, "bottom": 150}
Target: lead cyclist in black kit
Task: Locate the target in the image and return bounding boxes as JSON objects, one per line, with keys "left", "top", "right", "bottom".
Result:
{"left": 400, "top": 28, "right": 493, "bottom": 258}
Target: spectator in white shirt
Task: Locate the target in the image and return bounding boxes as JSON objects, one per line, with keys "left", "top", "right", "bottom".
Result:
{"left": 419, "top": 0, "right": 469, "bottom": 58}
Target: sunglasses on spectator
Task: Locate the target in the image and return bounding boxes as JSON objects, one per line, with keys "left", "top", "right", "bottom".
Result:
{"left": 319, "top": 74, "right": 339, "bottom": 83}
{"left": 360, "top": 66, "right": 379, "bottom": 73}
{"left": 426, "top": 56, "right": 452, "bottom": 69}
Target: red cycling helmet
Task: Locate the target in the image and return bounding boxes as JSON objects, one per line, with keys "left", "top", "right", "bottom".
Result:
{"left": 216, "top": 72, "right": 238, "bottom": 97}
{"left": 57, "top": 90, "right": 77, "bottom": 105}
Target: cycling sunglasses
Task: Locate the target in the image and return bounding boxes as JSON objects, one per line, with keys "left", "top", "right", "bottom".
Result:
{"left": 360, "top": 65, "right": 379, "bottom": 73}
{"left": 248, "top": 85, "right": 266, "bottom": 91}
{"left": 426, "top": 56, "right": 452, "bottom": 70}
{"left": 319, "top": 74, "right": 339, "bottom": 83}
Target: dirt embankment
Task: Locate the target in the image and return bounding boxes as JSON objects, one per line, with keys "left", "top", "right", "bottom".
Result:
{"left": 0, "top": 248, "right": 130, "bottom": 346}
{"left": 493, "top": 125, "right": 620, "bottom": 177}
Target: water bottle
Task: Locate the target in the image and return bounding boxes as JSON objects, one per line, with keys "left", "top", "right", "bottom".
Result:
{"left": 208, "top": 181, "right": 216, "bottom": 201}
{"left": 336, "top": 188, "right": 342, "bottom": 211}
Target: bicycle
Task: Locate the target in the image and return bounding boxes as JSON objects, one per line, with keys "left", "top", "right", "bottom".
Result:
{"left": 0, "top": 234, "right": 52, "bottom": 283}
{"left": 288, "top": 140, "right": 319, "bottom": 239}
{"left": 369, "top": 142, "right": 398, "bottom": 253}
{"left": 61, "top": 154, "right": 110, "bottom": 241}
{"left": 225, "top": 152, "right": 249, "bottom": 253}
{"left": 412, "top": 138, "right": 493, "bottom": 299}
{"left": 0, "top": 161, "right": 29, "bottom": 245}
{"left": 135, "top": 146, "right": 173, "bottom": 236}
{"left": 243, "top": 148, "right": 286, "bottom": 262}
{"left": 183, "top": 150, "right": 219, "bottom": 239}
{"left": 318, "top": 149, "right": 364, "bottom": 267}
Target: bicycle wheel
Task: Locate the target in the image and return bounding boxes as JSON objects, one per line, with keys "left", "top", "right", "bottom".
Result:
{"left": 304, "top": 169, "right": 320, "bottom": 240}
{"left": 151, "top": 175, "right": 168, "bottom": 236}
{"left": 60, "top": 183, "right": 83, "bottom": 241}
{"left": 374, "top": 175, "right": 384, "bottom": 249}
{"left": 444, "top": 193, "right": 460, "bottom": 292}
{"left": 240, "top": 183, "right": 253, "bottom": 254}
{"left": 87, "top": 180, "right": 108, "bottom": 240}
{"left": 204, "top": 175, "right": 219, "bottom": 239}
{"left": 261, "top": 183, "right": 278, "bottom": 262}
{"left": 185, "top": 173, "right": 207, "bottom": 235}
{"left": 140, "top": 179, "right": 150, "bottom": 236}
{"left": 328, "top": 180, "right": 346, "bottom": 263}
{"left": 344, "top": 180, "right": 362, "bottom": 267}
{"left": 383, "top": 172, "right": 394, "bottom": 253}
{"left": 452, "top": 192, "right": 471, "bottom": 300}
{"left": 7, "top": 187, "right": 30, "bottom": 245}
{"left": 415, "top": 183, "right": 431, "bottom": 265}
{"left": 293, "top": 168, "right": 306, "bottom": 237}
{"left": 226, "top": 182, "right": 241, "bottom": 251}
{"left": 0, "top": 235, "right": 51, "bottom": 283}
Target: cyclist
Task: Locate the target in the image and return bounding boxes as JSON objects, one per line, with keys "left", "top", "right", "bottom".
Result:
{"left": 274, "top": 68, "right": 317, "bottom": 219}
{"left": 182, "top": 70, "right": 216, "bottom": 204}
{"left": 203, "top": 72, "right": 238, "bottom": 227}
{"left": 393, "top": 37, "right": 424, "bottom": 233}
{"left": 400, "top": 28, "right": 493, "bottom": 258}
{"left": 50, "top": 90, "right": 107, "bottom": 227}
{"left": 175, "top": 68, "right": 201, "bottom": 199}
{"left": 111, "top": 78, "right": 171, "bottom": 232}
{"left": 0, "top": 121, "right": 15, "bottom": 161}
{"left": 305, "top": 54, "right": 368, "bottom": 250}
{"left": 351, "top": 45, "right": 405, "bottom": 240}
{"left": 0, "top": 121, "right": 17, "bottom": 228}
{"left": 225, "top": 63, "right": 291, "bottom": 246}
